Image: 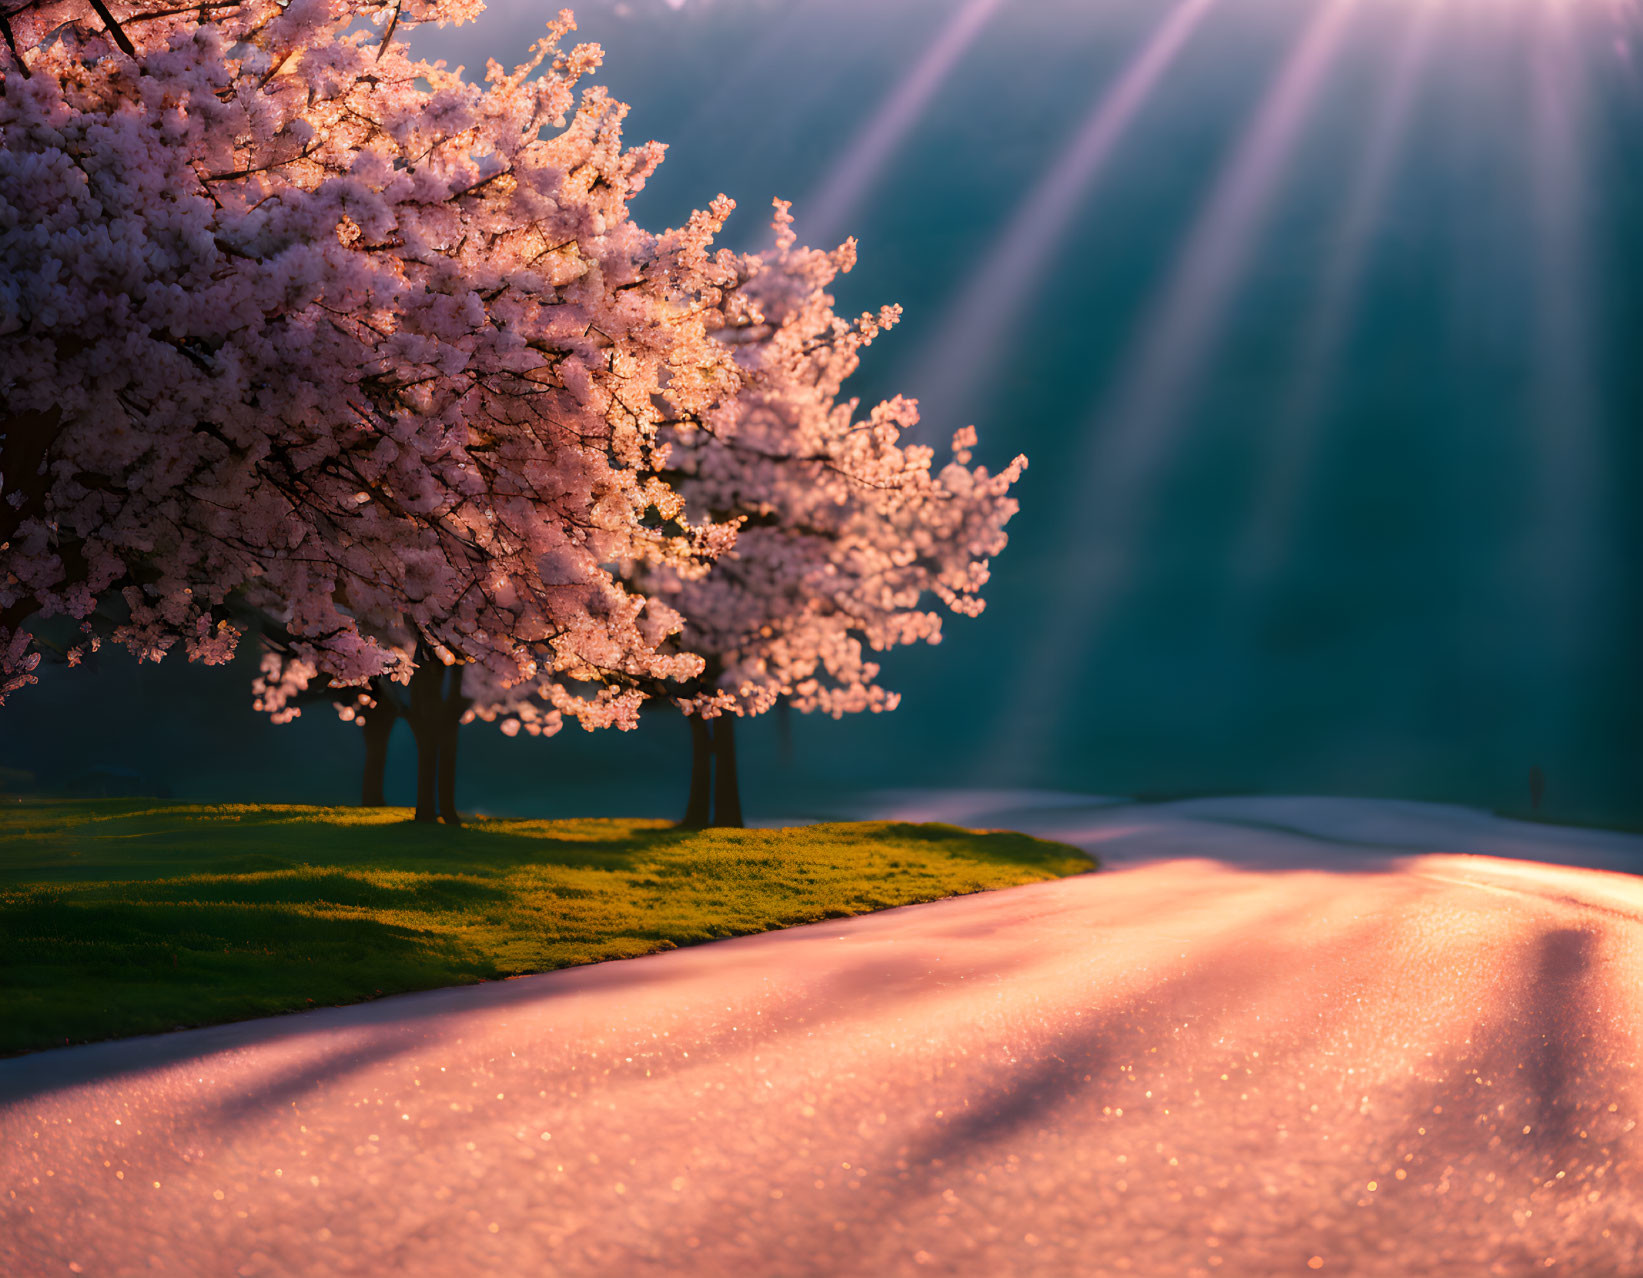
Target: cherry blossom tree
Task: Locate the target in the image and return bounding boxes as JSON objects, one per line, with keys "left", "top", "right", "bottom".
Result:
{"left": 643, "top": 202, "right": 1027, "bottom": 826}
{"left": 254, "top": 203, "right": 1025, "bottom": 827}
{"left": 1, "top": 0, "right": 744, "bottom": 763}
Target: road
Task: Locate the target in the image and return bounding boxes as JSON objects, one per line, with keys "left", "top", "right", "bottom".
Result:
{"left": 3, "top": 795, "right": 1641, "bottom": 1276}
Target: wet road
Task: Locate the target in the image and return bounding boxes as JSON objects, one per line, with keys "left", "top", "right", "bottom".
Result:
{"left": 3, "top": 795, "right": 1641, "bottom": 1277}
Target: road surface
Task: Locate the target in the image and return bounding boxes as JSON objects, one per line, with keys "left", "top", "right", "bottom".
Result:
{"left": 3, "top": 794, "right": 1641, "bottom": 1276}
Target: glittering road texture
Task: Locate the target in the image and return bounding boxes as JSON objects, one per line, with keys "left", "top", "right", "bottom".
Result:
{"left": 4, "top": 796, "right": 1641, "bottom": 1277}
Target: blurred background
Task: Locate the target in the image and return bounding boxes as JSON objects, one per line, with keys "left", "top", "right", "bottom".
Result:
{"left": 4, "top": 0, "right": 1639, "bottom": 827}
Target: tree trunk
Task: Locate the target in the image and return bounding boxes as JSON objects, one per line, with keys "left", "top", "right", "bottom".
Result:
{"left": 411, "top": 725, "right": 439, "bottom": 822}
{"left": 436, "top": 665, "right": 471, "bottom": 827}
{"left": 680, "top": 715, "right": 713, "bottom": 828}
{"left": 710, "top": 715, "right": 744, "bottom": 829}
{"left": 436, "top": 712, "right": 461, "bottom": 827}
{"left": 407, "top": 657, "right": 445, "bottom": 824}
{"left": 360, "top": 703, "right": 394, "bottom": 807}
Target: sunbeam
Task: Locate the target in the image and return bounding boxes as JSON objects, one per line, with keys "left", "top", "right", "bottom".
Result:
{"left": 797, "top": 0, "right": 1006, "bottom": 248}
{"left": 1223, "top": 0, "right": 1442, "bottom": 609}
{"left": 899, "top": 0, "right": 1221, "bottom": 445}
{"left": 1524, "top": 0, "right": 1605, "bottom": 747}
{"left": 986, "top": 0, "right": 1365, "bottom": 782}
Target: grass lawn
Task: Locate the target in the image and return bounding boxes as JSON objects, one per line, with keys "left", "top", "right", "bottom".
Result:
{"left": 0, "top": 800, "right": 1092, "bottom": 1055}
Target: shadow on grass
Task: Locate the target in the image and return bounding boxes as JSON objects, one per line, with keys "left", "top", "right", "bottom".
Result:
{"left": 0, "top": 928, "right": 709, "bottom": 1108}
{"left": 0, "top": 801, "right": 1093, "bottom": 1069}
{"left": 0, "top": 894, "right": 497, "bottom": 1057}
{"left": 104, "top": 871, "right": 512, "bottom": 911}
{"left": 0, "top": 802, "right": 678, "bottom": 882}
{"left": 868, "top": 822, "right": 1094, "bottom": 868}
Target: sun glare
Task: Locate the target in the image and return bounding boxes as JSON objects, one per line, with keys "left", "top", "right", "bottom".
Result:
{"left": 1223, "top": 0, "right": 1442, "bottom": 608}
{"left": 900, "top": 0, "right": 1221, "bottom": 447}
{"left": 799, "top": 0, "right": 1006, "bottom": 248}
{"left": 989, "top": 0, "right": 1364, "bottom": 780}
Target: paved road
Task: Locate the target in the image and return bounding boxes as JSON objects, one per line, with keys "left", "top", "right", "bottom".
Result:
{"left": 3, "top": 795, "right": 1641, "bottom": 1277}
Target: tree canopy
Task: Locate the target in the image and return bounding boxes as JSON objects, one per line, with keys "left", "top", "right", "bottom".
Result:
{"left": 1, "top": 0, "right": 741, "bottom": 705}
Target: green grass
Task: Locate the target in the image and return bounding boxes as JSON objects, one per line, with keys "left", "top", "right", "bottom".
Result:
{"left": 0, "top": 799, "right": 1093, "bottom": 1055}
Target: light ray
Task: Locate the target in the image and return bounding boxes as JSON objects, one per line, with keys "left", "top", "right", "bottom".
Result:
{"left": 988, "top": 0, "right": 1365, "bottom": 781}
{"left": 901, "top": 0, "right": 1221, "bottom": 443}
{"left": 798, "top": 0, "right": 1006, "bottom": 248}
{"left": 1225, "top": 1, "right": 1442, "bottom": 606}
{"left": 1523, "top": 0, "right": 1604, "bottom": 743}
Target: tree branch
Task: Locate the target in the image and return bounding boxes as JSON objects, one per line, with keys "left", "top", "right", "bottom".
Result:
{"left": 86, "top": 0, "right": 137, "bottom": 57}
{"left": 0, "top": 10, "right": 30, "bottom": 77}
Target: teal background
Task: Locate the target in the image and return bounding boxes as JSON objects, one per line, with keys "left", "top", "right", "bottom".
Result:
{"left": 5, "top": 0, "right": 1639, "bottom": 826}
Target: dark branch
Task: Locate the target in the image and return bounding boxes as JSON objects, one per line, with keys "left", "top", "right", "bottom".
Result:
{"left": 0, "top": 10, "right": 29, "bottom": 77}
{"left": 86, "top": 0, "right": 137, "bottom": 57}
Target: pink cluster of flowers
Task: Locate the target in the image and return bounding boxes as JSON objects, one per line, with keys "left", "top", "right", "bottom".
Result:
{"left": 2, "top": 1, "right": 1024, "bottom": 746}
{"left": 640, "top": 200, "right": 1027, "bottom": 724}
{"left": 3, "top": 0, "right": 737, "bottom": 709}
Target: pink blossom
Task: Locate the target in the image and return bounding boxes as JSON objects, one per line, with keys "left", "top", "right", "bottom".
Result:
{"left": 3, "top": 0, "right": 744, "bottom": 707}
{"left": 649, "top": 200, "right": 1026, "bottom": 724}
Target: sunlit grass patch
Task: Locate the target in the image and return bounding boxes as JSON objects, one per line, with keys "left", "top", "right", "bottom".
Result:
{"left": 0, "top": 801, "right": 1093, "bottom": 1055}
